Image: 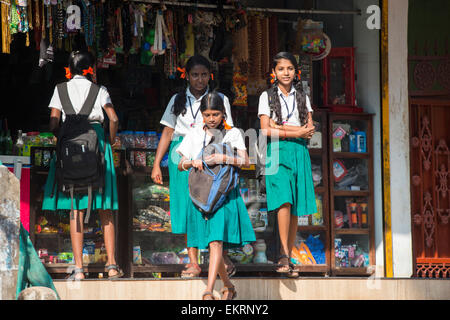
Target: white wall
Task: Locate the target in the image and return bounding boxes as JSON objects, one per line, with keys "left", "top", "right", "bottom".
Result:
{"left": 352, "top": 0, "right": 384, "bottom": 277}
{"left": 388, "top": 0, "right": 413, "bottom": 278}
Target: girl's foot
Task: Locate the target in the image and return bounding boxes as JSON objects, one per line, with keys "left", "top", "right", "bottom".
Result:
{"left": 221, "top": 286, "right": 237, "bottom": 300}
{"left": 202, "top": 291, "right": 218, "bottom": 300}
{"left": 66, "top": 267, "right": 85, "bottom": 280}
{"left": 106, "top": 264, "right": 124, "bottom": 279}
{"left": 275, "top": 255, "right": 292, "bottom": 273}
{"left": 181, "top": 263, "right": 201, "bottom": 278}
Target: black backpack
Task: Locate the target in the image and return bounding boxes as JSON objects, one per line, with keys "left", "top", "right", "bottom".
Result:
{"left": 51, "top": 82, "right": 104, "bottom": 224}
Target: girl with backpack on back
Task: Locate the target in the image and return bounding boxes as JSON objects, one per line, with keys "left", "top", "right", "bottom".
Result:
{"left": 152, "top": 55, "right": 236, "bottom": 278}
{"left": 42, "top": 51, "right": 123, "bottom": 280}
{"left": 258, "top": 52, "right": 317, "bottom": 278}
{"left": 176, "top": 92, "right": 255, "bottom": 300}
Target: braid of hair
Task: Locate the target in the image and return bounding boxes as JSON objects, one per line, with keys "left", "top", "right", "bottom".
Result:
{"left": 268, "top": 79, "right": 283, "bottom": 125}
{"left": 293, "top": 74, "right": 308, "bottom": 126}
{"left": 172, "top": 84, "right": 188, "bottom": 117}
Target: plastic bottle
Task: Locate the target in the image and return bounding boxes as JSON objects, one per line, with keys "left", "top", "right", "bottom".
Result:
{"left": 5, "top": 130, "right": 13, "bottom": 155}
{"left": 15, "top": 130, "right": 24, "bottom": 156}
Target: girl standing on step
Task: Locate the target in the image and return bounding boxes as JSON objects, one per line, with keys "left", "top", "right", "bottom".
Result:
{"left": 152, "top": 55, "right": 236, "bottom": 278}
{"left": 176, "top": 92, "right": 256, "bottom": 300}
{"left": 42, "top": 51, "right": 123, "bottom": 280}
{"left": 258, "top": 52, "right": 317, "bottom": 278}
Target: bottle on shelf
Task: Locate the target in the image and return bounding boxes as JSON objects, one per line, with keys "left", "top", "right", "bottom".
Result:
{"left": 4, "top": 129, "right": 13, "bottom": 155}
{"left": 14, "top": 130, "right": 24, "bottom": 156}
{"left": 360, "top": 203, "right": 368, "bottom": 228}
{"left": 350, "top": 202, "right": 358, "bottom": 228}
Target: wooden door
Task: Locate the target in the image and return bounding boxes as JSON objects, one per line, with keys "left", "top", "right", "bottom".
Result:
{"left": 409, "top": 98, "right": 450, "bottom": 278}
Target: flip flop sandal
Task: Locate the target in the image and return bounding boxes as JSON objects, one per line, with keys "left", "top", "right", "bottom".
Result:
{"left": 106, "top": 264, "right": 124, "bottom": 279}
{"left": 66, "top": 267, "right": 84, "bottom": 280}
{"left": 220, "top": 286, "right": 237, "bottom": 300}
{"left": 275, "top": 255, "right": 292, "bottom": 273}
{"left": 202, "top": 291, "right": 218, "bottom": 300}
{"left": 181, "top": 263, "right": 201, "bottom": 278}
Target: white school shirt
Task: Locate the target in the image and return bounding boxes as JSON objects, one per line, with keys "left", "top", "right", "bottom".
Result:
{"left": 48, "top": 75, "right": 112, "bottom": 123}
{"left": 160, "top": 87, "right": 234, "bottom": 139}
{"left": 257, "top": 86, "right": 313, "bottom": 126}
{"left": 176, "top": 126, "right": 246, "bottom": 160}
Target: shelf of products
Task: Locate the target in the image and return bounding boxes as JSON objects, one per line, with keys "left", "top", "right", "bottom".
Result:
{"left": 328, "top": 113, "right": 375, "bottom": 276}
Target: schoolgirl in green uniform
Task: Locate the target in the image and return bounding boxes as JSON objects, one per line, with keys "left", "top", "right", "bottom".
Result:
{"left": 42, "top": 51, "right": 122, "bottom": 280}
{"left": 258, "top": 52, "right": 317, "bottom": 277}
{"left": 152, "top": 55, "right": 236, "bottom": 278}
{"left": 177, "top": 92, "right": 256, "bottom": 299}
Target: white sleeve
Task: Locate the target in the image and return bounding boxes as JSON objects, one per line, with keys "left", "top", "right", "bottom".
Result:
{"left": 229, "top": 128, "right": 247, "bottom": 151}
{"left": 48, "top": 86, "right": 62, "bottom": 111}
{"left": 306, "top": 95, "right": 313, "bottom": 113}
{"left": 99, "top": 85, "right": 113, "bottom": 107}
{"left": 160, "top": 94, "right": 178, "bottom": 129}
{"left": 257, "top": 91, "right": 270, "bottom": 118}
{"left": 176, "top": 133, "right": 193, "bottom": 159}
{"left": 223, "top": 95, "right": 234, "bottom": 126}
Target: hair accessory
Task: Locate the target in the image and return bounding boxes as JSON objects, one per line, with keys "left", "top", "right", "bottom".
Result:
{"left": 64, "top": 67, "right": 72, "bottom": 80}
{"left": 297, "top": 69, "right": 301, "bottom": 80}
{"left": 177, "top": 67, "right": 186, "bottom": 79}
{"left": 270, "top": 72, "right": 276, "bottom": 84}
{"left": 223, "top": 119, "right": 232, "bottom": 130}
{"left": 210, "top": 73, "right": 214, "bottom": 80}
{"left": 82, "top": 66, "right": 94, "bottom": 76}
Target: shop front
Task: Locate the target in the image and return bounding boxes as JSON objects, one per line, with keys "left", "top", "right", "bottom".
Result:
{"left": 0, "top": 0, "right": 388, "bottom": 281}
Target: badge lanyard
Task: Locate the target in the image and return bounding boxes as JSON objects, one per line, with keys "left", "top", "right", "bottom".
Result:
{"left": 188, "top": 96, "right": 201, "bottom": 128}
{"left": 279, "top": 92, "right": 296, "bottom": 124}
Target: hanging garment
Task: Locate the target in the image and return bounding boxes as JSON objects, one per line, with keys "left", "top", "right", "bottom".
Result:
{"left": 152, "top": 10, "right": 168, "bottom": 55}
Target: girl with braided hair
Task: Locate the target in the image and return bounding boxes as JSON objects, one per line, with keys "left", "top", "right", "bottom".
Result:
{"left": 258, "top": 52, "right": 317, "bottom": 278}
{"left": 152, "top": 54, "right": 236, "bottom": 278}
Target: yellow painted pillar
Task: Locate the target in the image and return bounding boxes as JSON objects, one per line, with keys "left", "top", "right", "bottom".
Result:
{"left": 381, "top": 0, "right": 393, "bottom": 278}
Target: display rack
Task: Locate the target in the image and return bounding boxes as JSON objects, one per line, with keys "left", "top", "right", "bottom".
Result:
{"left": 327, "top": 113, "right": 375, "bottom": 276}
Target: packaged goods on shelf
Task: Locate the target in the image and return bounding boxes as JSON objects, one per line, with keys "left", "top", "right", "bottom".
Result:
{"left": 228, "top": 244, "right": 254, "bottom": 264}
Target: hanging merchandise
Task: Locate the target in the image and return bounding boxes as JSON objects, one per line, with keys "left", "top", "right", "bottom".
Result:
{"left": 1, "top": 0, "right": 11, "bottom": 53}
{"left": 231, "top": 10, "right": 248, "bottom": 107}
{"left": 193, "top": 10, "right": 218, "bottom": 60}
{"left": 140, "top": 21, "right": 155, "bottom": 66}
{"left": 299, "top": 19, "right": 331, "bottom": 61}
{"left": 163, "top": 10, "right": 177, "bottom": 79}
{"left": 181, "top": 21, "right": 194, "bottom": 66}
{"left": 151, "top": 9, "right": 169, "bottom": 56}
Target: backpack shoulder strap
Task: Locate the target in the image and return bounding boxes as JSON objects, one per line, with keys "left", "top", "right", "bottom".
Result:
{"left": 78, "top": 83, "right": 100, "bottom": 116}
{"left": 57, "top": 82, "right": 76, "bottom": 115}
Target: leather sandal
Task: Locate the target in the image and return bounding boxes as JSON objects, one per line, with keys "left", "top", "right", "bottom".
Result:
{"left": 275, "top": 255, "right": 292, "bottom": 273}
{"left": 221, "top": 286, "right": 237, "bottom": 300}
{"left": 202, "top": 291, "right": 218, "bottom": 300}
{"left": 287, "top": 263, "right": 300, "bottom": 278}
{"left": 66, "top": 267, "right": 84, "bottom": 280}
{"left": 181, "top": 263, "right": 201, "bottom": 278}
{"left": 106, "top": 264, "right": 124, "bottom": 279}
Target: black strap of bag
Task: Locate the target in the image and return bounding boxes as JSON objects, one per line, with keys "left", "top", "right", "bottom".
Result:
{"left": 57, "top": 82, "right": 100, "bottom": 116}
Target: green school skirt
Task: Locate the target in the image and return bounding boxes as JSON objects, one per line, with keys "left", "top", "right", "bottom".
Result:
{"left": 186, "top": 188, "right": 256, "bottom": 250}
{"left": 41, "top": 123, "right": 119, "bottom": 212}
{"left": 265, "top": 138, "right": 317, "bottom": 216}
{"left": 168, "top": 136, "right": 191, "bottom": 234}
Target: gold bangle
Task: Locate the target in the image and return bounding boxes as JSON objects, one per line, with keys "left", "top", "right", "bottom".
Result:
{"left": 181, "top": 160, "right": 189, "bottom": 171}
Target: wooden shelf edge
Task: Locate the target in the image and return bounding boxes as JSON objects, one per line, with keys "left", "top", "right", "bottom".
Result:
{"left": 334, "top": 228, "right": 370, "bottom": 235}
{"left": 332, "top": 267, "right": 374, "bottom": 276}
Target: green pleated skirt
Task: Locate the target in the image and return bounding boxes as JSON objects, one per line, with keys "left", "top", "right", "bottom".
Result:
{"left": 168, "top": 136, "right": 190, "bottom": 234}
{"left": 41, "top": 123, "right": 119, "bottom": 212}
{"left": 186, "top": 188, "right": 256, "bottom": 250}
{"left": 265, "top": 138, "right": 317, "bottom": 216}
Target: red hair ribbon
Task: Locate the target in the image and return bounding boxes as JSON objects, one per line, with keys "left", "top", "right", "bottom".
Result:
{"left": 210, "top": 73, "right": 214, "bottom": 81}
{"left": 177, "top": 67, "right": 186, "bottom": 79}
{"left": 270, "top": 72, "right": 276, "bottom": 84}
{"left": 65, "top": 67, "right": 72, "bottom": 80}
{"left": 297, "top": 69, "right": 302, "bottom": 80}
{"left": 82, "top": 67, "right": 94, "bottom": 76}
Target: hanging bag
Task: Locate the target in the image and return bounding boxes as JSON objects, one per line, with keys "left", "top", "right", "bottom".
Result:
{"left": 188, "top": 129, "right": 239, "bottom": 219}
